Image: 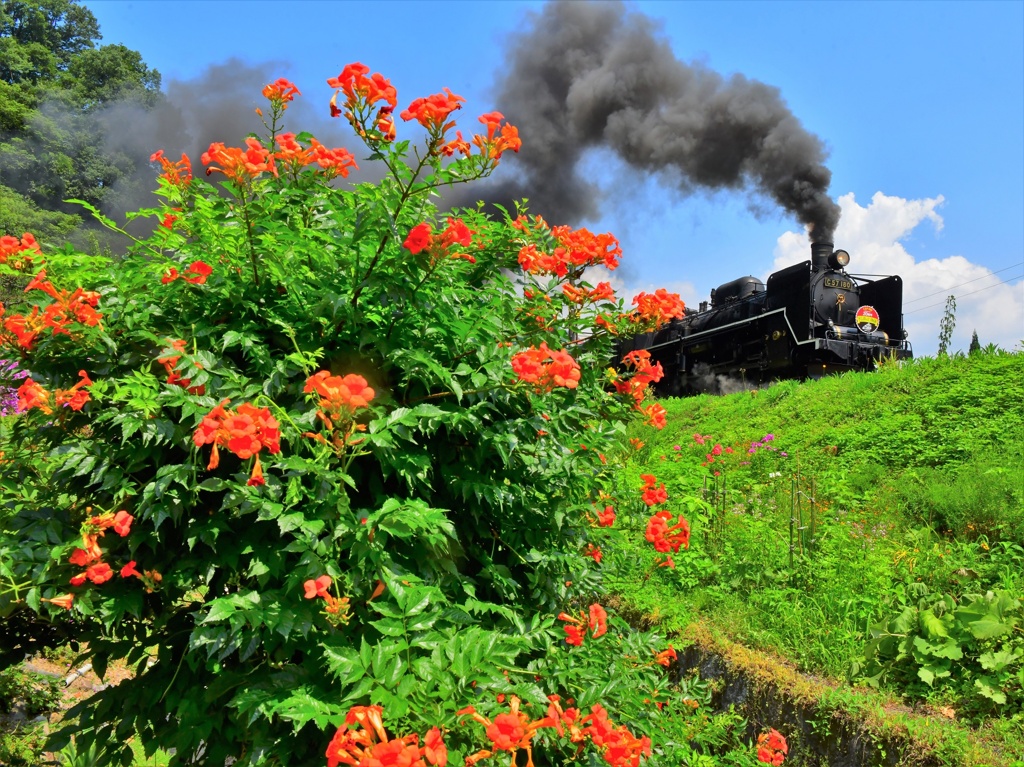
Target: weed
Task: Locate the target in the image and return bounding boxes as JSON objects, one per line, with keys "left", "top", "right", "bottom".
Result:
{"left": 0, "top": 723, "right": 48, "bottom": 767}
{"left": 0, "top": 665, "right": 64, "bottom": 718}
{"left": 41, "top": 643, "right": 82, "bottom": 669}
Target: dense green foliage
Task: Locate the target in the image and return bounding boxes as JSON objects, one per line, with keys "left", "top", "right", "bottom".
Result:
{"left": 0, "top": 664, "right": 63, "bottom": 717}
{"left": 3, "top": 8, "right": 1020, "bottom": 762}
{"left": 0, "top": 664, "right": 63, "bottom": 767}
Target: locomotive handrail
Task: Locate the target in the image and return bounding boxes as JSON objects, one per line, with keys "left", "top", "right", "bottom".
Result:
{"left": 642, "top": 307, "right": 818, "bottom": 352}
{"left": 847, "top": 272, "right": 904, "bottom": 280}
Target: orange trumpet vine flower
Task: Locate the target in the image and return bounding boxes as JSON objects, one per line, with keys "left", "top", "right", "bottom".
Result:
{"left": 458, "top": 695, "right": 559, "bottom": 767}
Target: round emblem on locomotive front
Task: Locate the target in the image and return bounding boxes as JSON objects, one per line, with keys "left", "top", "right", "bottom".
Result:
{"left": 855, "top": 305, "right": 880, "bottom": 333}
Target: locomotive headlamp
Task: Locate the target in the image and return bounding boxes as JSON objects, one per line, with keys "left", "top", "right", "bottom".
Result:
{"left": 829, "top": 250, "right": 850, "bottom": 269}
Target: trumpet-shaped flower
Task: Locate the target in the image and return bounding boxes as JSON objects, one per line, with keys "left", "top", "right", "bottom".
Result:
{"left": 0, "top": 232, "right": 41, "bottom": 267}
{"left": 305, "top": 371, "right": 375, "bottom": 425}
{"left": 645, "top": 510, "right": 690, "bottom": 553}
{"left": 400, "top": 88, "right": 465, "bottom": 134}
{"left": 149, "top": 150, "right": 192, "bottom": 189}
{"left": 511, "top": 343, "right": 581, "bottom": 392}
{"left": 459, "top": 695, "right": 557, "bottom": 767}
{"left": 558, "top": 603, "right": 608, "bottom": 646}
{"left": 262, "top": 77, "right": 300, "bottom": 108}
{"left": 194, "top": 400, "right": 281, "bottom": 474}
{"left": 202, "top": 138, "right": 276, "bottom": 183}
{"left": 639, "top": 474, "right": 668, "bottom": 507}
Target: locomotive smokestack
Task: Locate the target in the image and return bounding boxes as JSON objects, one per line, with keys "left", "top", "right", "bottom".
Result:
{"left": 455, "top": 1, "right": 841, "bottom": 241}
{"left": 811, "top": 242, "right": 834, "bottom": 270}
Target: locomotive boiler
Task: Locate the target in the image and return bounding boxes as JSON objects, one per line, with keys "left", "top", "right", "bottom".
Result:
{"left": 618, "top": 242, "right": 913, "bottom": 395}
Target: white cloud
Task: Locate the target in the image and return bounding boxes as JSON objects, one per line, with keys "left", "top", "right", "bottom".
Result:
{"left": 773, "top": 192, "right": 1024, "bottom": 357}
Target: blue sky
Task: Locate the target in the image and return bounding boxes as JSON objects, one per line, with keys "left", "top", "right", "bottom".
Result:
{"left": 88, "top": 0, "right": 1023, "bottom": 356}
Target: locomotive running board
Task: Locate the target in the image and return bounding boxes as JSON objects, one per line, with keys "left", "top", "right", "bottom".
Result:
{"left": 639, "top": 308, "right": 815, "bottom": 352}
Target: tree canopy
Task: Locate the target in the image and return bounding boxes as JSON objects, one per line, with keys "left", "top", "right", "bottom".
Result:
{"left": 0, "top": 0, "right": 100, "bottom": 83}
{"left": 0, "top": 0, "right": 162, "bottom": 250}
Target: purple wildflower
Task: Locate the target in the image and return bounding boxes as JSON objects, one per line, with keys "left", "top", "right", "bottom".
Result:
{"left": 0, "top": 359, "right": 29, "bottom": 417}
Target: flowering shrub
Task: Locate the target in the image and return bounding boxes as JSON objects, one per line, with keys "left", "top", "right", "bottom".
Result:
{"left": 0, "top": 68, "right": 689, "bottom": 765}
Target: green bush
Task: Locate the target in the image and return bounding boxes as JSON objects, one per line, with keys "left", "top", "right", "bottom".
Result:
{"left": 0, "top": 665, "right": 63, "bottom": 717}
{"left": 0, "top": 67, "right": 689, "bottom": 766}
{"left": 612, "top": 353, "right": 1024, "bottom": 734}
{"left": 890, "top": 444, "right": 1024, "bottom": 545}
{"left": 0, "top": 723, "right": 48, "bottom": 767}
{"left": 857, "top": 588, "right": 1023, "bottom": 722}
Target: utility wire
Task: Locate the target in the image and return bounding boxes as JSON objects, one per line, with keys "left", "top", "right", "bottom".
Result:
{"left": 905, "top": 273, "right": 1024, "bottom": 314}
{"left": 903, "top": 261, "right": 1024, "bottom": 305}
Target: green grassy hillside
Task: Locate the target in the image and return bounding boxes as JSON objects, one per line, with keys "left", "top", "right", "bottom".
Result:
{"left": 641, "top": 351, "right": 1024, "bottom": 547}
{"left": 609, "top": 351, "right": 1024, "bottom": 764}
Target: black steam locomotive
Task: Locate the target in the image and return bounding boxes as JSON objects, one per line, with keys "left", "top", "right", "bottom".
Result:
{"left": 618, "top": 242, "right": 913, "bottom": 395}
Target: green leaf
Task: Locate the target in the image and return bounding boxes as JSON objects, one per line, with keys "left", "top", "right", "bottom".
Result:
{"left": 324, "top": 646, "right": 366, "bottom": 685}
{"left": 370, "top": 618, "right": 407, "bottom": 638}
{"left": 396, "top": 674, "right": 417, "bottom": 700}
{"left": 979, "top": 648, "right": 1022, "bottom": 672}
{"left": 359, "top": 636, "right": 373, "bottom": 669}
{"left": 382, "top": 657, "right": 406, "bottom": 689}
{"left": 272, "top": 689, "right": 341, "bottom": 729}
{"left": 406, "top": 613, "right": 439, "bottom": 633}
{"left": 405, "top": 591, "right": 432, "bottom": 617}
{"left": 974, "top": 677, "right": 1007, "bottom": 705}
{"left": 341, "top": 676, "right": 375, "bottom": 706}
{"left": 929, "top": 640, "right": 964, "bottom": 661}
{"left": 918, "top": 608, "right": 949, "bottom": 640}
{"left": 966, "top": 617, "right": 1012, "bottom": 640}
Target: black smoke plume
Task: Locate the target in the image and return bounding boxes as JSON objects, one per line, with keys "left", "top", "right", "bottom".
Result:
{"left": 461, "top": 0, "right": 840, "bottom": 241}
{"left": 96, "top": 58, "right": 374, "bottom": 235}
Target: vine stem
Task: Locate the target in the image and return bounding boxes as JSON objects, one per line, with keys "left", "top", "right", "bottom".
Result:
{"left": 403, "top": 386, "right": 494, "bottom": 406}
{"left": 239, "top": 188, "right": 260, "bottom": 287}
{"left": 348, "top": 150, "right": 431, "bottom": 308}
{"left": 346, "top": 119, "right": 500, "bottom": 312}
{"left": 257, "top": 394, "right": 304, "bottom": 440}
{"left": 0, "top": 578, "right": 33, "bottom": 602}
{"left": 159, "top": 645, "right": 188, "bottom": 703}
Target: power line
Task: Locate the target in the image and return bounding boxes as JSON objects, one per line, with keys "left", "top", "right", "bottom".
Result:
{"left": 905, "top": 273, "right": 1024, "bottom": 314}
{"left": 903, "top": 261, "right": 1024, "bottom": 305}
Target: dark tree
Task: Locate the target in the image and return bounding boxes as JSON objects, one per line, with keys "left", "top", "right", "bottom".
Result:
{"left": 969, "top": 330, "right": 981, "bottom": 355}
{"left": 0, "top": 0, "right": 163, "bottom": 250}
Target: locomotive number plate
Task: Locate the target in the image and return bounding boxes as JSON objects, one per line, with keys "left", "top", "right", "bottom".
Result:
{"left": 824, "top": 277, "right": 853, "bottom": 290}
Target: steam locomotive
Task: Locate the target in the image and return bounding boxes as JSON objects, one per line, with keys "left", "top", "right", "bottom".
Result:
{"left": 617, "top": 242, "right": 913, "bottom": 395}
